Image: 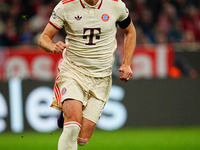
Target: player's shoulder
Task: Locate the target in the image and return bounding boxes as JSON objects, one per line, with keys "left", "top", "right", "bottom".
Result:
{"left": 61, "top": 0, "right": 78, "bottom": 5}
{"left": 104, "top": 0, "right": 124, "bottom": 5}
{"left": 103, "top": 0, "right": 125, "bottom": 9}
{"left": 56, "top": 0, "right": 79, "bottom": 8}
{"left": 54, "top": 0, "right": 79, "bottom": 12}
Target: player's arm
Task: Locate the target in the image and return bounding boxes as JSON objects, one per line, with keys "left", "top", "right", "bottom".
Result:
{"left": 38, "top": 23, "right": 68, "bottom": 54}
{"left": 118, "top": 18, "right": 136, "bottom": 82}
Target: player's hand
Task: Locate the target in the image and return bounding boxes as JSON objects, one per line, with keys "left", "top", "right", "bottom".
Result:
{"left": 119, "top": 65, "right": 133, "bottom": 82}
{"left": 52, "top": 41, "right": 69, "bottom": 54}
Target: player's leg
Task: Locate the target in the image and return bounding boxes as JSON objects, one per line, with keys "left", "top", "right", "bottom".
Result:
{"left": 77, "top": 117, "right": 96, "bottom": 146}
{"left": 56, "top": 112, "right": 95, "bottom": 146}
{"left": 77, "top": 96, "right": 106, "bottom": 146}
{"left": 58, "top": 99, "right": 82, "bottom": 150}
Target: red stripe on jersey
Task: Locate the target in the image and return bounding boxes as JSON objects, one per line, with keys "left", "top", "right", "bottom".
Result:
{"left": 62, "top": 0, "right": 75, "bottom": 4}
{"left": 53, "top": 59, "right": 63, "bottom": 105}
{"left": 54, "top": 82, "right": 61, "bottom": 105}
{"left": 49, "top": 21, "right": 61, "bottom": 30}
{"left": 54, "top": 76, "right": 61, "bottom": 105}
{"left": 80, "top": 0, "right": 85, "bottom": 8}
{"left": 97, "top": 0, "right": 103, "bottom": 9}
{"left": 64, "top": 121, "right": 81, "bottom": 128}
{"left": 113, "top": 0, "right": 118, "bottom": 2}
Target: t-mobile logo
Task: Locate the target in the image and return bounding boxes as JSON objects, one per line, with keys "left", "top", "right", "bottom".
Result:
{"left": 83, "top": 28, "right": 101, "bottom": 45}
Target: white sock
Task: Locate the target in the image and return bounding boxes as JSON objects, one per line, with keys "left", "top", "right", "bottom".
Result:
{"left": 58, "top": 121, "right": 81, "bottom": 150}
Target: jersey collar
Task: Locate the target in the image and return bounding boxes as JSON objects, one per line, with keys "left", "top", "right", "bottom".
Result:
{"left": 80, "top": 0, "right": 103, "bottom": 9}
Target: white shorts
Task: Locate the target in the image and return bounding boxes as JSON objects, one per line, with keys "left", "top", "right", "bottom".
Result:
{"left": 50, "top": 59, "right": 112, "bottom": 124}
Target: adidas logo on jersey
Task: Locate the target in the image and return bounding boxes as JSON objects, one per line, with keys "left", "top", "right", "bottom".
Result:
{"left": 75, "top": 16, "right": 82, "bottom": 21}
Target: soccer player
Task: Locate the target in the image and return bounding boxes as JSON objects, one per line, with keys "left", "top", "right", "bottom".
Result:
{"left": 38, "top": 0, "right": 136, "bottom": 149}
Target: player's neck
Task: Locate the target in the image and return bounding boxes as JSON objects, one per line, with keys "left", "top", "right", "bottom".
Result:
{"left": 84, "top": 0, "right": 99, "bottom": 6}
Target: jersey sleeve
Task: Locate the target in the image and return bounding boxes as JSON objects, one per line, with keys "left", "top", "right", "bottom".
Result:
{"left": 117, "top": 0, "right": 129, "bottom": 22}
{"left": 49, "top": 2, "right": 65, "bottom": 30}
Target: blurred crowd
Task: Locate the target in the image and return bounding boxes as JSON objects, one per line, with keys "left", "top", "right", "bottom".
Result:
{"left": 0, "top": 0, "right": 200, "bottom": 50}
{"left": 0, "top": 0, "right": 61, "bottom": 46}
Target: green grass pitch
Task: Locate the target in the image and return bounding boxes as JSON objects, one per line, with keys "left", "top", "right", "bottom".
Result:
{"left": 0, "top": 127, "right": 200, "bottom": 150}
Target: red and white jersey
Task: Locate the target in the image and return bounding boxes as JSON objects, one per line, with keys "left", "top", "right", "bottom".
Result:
{"left": 49, "top": 0, "right": 129, "bottom": 77}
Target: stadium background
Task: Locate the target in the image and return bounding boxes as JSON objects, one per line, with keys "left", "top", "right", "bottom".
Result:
{"left": 0, "top": 0, "right": 200, "bottom": 150}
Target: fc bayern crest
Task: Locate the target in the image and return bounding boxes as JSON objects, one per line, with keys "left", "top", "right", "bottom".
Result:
{"left": 61, "top": 87, "right": 67, "bottom": 95}
{"left": 101, "top": 14, "right": 109, "bottom": 22}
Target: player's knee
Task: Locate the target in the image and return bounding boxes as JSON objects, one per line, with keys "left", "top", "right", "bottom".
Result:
{"left": 77, "top": 137, "right": 90, "bottom": 146}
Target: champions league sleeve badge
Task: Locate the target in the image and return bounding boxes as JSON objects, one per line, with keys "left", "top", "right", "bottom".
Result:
{"left": 52, "top": 10, "right": 56, "bottom": 19}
